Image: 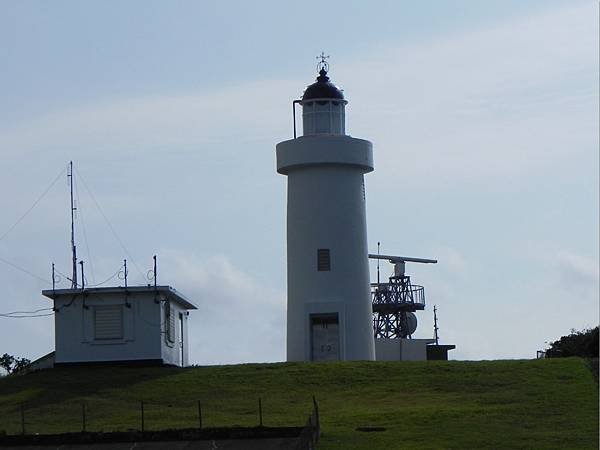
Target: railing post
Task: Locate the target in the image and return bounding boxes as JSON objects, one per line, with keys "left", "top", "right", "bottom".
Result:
{"left": 140, "top": 400, "right": 145, "bottom": 433}
{"left": 198, "top": 400, "right": 202, "bottom": 430}
{"left": 258, "top": 397, "right": 263, "bottom": 427}
{"left": 307, "top": 415, "right": 313, "bottom": 449}
{"left": 312, "top": 395, "right": 320, "bottom": 443}
{"left": 312, "top": 395, "right": 320, "bottom": 432}
{"left": 20, "top": 403, "right": 25, "bottom": 435}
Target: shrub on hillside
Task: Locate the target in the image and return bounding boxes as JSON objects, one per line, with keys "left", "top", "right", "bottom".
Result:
{"left": 545, "top": 326, "right": 599, "bottom": 358}
{"left": 0, "top": 353, "right": 31, "bottom": 375}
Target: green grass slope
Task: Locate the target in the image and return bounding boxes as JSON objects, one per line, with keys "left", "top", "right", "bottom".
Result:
{"left": 0, "top": 358, "right": 597, "bottom": 449}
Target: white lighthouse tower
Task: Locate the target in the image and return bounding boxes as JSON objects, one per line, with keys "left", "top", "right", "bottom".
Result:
{"left": 276, "top": 58, "right": 375, "bottom": 361}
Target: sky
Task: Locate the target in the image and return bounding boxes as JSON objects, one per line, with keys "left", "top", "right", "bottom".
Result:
{"left": 0, "top": 0, "right": 598, "bottom": 364}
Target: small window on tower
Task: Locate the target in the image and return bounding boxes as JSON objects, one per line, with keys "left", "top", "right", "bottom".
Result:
{"left": 317, "top": 249, "right": 331, "bottom": 271}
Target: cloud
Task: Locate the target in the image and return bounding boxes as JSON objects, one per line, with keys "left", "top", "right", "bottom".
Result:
{"left": 555, "top": 251, "right": 599, "bottom": 305}
{"left": 0, "top": 79, "right": 300, "bottom": 159}
{"left": 412, "top": 243, "right": 599, "bottom": 360}
{"left": 433, "top": 247, "right": 469, "bottom": 279}
{"left": 556, "top": 251, "right": 599, "bottom": 285}
{"left": 157, "top": 251, "right": 286, "bottom": 365}
{"left": 1, "top": 3, "right": 596, "bottom": 190}
{"left": 348, "top": 2, "right": 598, "bottom": 189}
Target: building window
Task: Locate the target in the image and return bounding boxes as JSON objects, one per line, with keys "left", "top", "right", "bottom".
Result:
{"left": 94, "top": 305, "right": 124, "bottom": 340}
{"left": 165, "top": 302, "right": 176, "bottom": 343}
{"left": 317, "top": 249, "right": 331, "bottom": 271}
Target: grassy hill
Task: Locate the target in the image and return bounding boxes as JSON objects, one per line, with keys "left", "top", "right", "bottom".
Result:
{"left": 0, "top": 358, "right": 597, "bottom": 449}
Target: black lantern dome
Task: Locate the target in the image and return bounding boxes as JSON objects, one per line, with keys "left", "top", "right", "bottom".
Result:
{"left": 302, "top": 68, "right": 345, "bottom": 101}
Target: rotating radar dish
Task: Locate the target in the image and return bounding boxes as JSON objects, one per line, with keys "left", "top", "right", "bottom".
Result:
{"left": 405, "top": 312, "right": 418, "bottom": 336}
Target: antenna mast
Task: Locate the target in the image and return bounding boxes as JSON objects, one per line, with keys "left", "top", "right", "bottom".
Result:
{"left": 433, "top": 304, "right": 439, "bottom": 345}
{"left": 68, "top": 161, "right": 78, "bottom": 288}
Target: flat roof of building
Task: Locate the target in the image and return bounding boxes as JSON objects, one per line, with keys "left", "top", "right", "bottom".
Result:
{"left": 42, "top": 285, "right": 198, "bottom": 310}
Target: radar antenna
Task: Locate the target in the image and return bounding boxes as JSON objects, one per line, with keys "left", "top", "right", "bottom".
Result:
{"left": 368, "top": 252, "right": 437, "bottom": 339}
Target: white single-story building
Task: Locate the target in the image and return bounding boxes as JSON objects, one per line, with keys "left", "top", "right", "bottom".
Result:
{"left": 41, "top": 285, "right": 197, "bottom": 367}
{"left": 376, "top": 338, "right": 435, "bottom": 361}
{"left": 375, "top": 338, "right": 456, "bottom": 361}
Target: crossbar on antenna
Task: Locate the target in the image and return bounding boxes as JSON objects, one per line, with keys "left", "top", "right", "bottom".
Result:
{"left": 368, "top": 254, "right": 437, "bottom": 264}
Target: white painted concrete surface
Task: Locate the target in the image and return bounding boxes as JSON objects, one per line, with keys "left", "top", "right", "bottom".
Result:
{"left": 42, "top": 286, "right": 196, "bottom": 366}
{"left": 375, "top": 338, "right": 435, "bottom": 361}
{"left": 277, "top": 95, "right": 375, "bottom": 362}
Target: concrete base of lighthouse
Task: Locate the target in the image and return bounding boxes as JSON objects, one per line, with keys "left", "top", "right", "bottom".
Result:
{"left": 277, "top": 135, "right": 376, "bottom": 362}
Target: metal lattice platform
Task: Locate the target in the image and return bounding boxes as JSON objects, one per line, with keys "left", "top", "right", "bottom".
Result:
{"left": 372, "top": 274, "right": 426, "bottom": 339}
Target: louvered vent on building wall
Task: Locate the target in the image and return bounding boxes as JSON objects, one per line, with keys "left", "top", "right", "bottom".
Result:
{"left": 317, "top": 248, "right": 331, "bottom": 271}
{"left": 94, "top": 305, "right": 124, "bottom": 340}
{"left": 166, "top": 303, "right": 176, "bottom": 343}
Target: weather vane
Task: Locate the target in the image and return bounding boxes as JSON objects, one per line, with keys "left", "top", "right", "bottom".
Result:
{"left": 316, "top": 51, "right": 330, "bottom": 72}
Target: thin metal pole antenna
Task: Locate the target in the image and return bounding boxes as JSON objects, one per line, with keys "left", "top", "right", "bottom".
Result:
{"left": 79, "top": 260, "right": 85, "bottom": 290}
{"left": 293, "top": 101, "right": 297, "bottom": 139}
{"left": 433, "top": 304, "right": 439, "bottom": 345}
{"left": 68, "top": 161, "right": 78, "bottom": 288}
{"left": 153, "top": 255, "right": 157, "bottom": 288}
{"left": 292, "top": 100, "right": 301, "bottom": 139}
{"left": 377, "top": 242, "right": 380, "bottom": 285}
